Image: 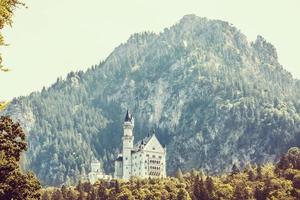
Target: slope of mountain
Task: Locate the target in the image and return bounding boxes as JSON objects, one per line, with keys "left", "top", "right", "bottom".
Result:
{"left": 2, "top": 14, "right": 300, "bottom": 186}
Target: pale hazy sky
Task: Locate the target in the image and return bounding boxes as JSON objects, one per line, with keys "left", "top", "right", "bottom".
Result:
{"left": 0, "top": 0, "right": 299, "bottom": 100}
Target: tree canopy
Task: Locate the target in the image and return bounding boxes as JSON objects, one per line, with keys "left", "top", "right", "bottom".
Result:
{"left": 40, "top": 147, "right": 300, "bottom": 200}
{"left": 0, "top": 116, "right": 41, "bottom": 199}
{"left": 0, "top": 0, "right": 24, "bottom": 71}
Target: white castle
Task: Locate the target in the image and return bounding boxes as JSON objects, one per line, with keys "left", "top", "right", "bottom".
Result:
{"left": 114, "top": 110, "right": 167, "bottom": 180}
{"left": 88, "top": 159, "right": 112, "bottom": 184}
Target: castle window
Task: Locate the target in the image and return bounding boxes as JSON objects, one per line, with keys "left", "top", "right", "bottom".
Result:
{"left": 146, "top": 154, "right": 149, "bottom": 157}
{"left": 159, "top": 156, "right": 162, "bottom": 159}
{"left": 152, "top": 155, "right": 155, "bottom": 158}
{"left": 152, "top": 147, "right": 155, "bottom": 150}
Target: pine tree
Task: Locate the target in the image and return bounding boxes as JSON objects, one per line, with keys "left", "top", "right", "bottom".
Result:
{"left": 199, "top": 178, "right": 209, "bottom": 200}
{"left": 191, "top": 168, "right": 198, "bottom": 178}
{"left": 247, "top": 167, "right": 256, "bottom": 181}
{"left": 87, "top": 188, "right": 98, "bottom": 200}
{"left": 256, "top": 165, "right": 263, "bottom": 180}
{"left": 192, "top": 175, "right": 201, "bottom": 200}
{"left": 41, "top": 192, "right": 51, "bottom": 200}
{"left": 177, "top": 188, "right": 191, "bottom": 200}
{"left": 66, "top": 189, "right": 78, "bottom": 200}
{"left": 114, "top": 180, "right": 121, "bottom": 194}
{"left": 205, "top": 176, "right": 214, "bottom": 196}
{"left": 51, "top": 189, "right": 64, "bottom": 200}
{"left": 231, "top": 164, "right": 240, "bottom": 175}
{"left": 98, "top": 182, "right": 108, "bottom": 200}
{"left": 176, "top": 168, "right": 184, "bottom": 181}
{"left": 61, "top": 185, "right": 68, "bottom": 199}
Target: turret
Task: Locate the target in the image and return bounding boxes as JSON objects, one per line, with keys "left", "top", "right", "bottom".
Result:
{"left": 123, "top": 110, "right": 134, "bottom": 139}
{"left": 122, "top": 110, "right": 134, "bottom": 179}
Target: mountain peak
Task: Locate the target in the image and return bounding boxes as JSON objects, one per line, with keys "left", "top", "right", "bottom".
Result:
{"left": 252, "top": 35, "right": 278, "bottom": 64}
{"left": 180, "top": 14, "right": 200, "bottom": 21}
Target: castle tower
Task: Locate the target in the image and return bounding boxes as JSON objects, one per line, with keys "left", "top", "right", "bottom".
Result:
{"left": 122, "top": 110, "right": 134, "bottom": 179}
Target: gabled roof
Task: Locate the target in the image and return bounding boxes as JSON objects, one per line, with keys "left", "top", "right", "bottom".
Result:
{"left": 133, "top": 133, "right": 164, "bottom": 152}
{"left": 134, "top": 135, "right": 152, "bottom": 151}
{"left": 91, "top": 158, "right": 100, "bottom": 163}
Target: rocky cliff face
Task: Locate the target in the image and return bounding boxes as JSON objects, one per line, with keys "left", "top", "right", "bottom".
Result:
{"left": 2, "top": 14, "right": 300, "bottom": 185}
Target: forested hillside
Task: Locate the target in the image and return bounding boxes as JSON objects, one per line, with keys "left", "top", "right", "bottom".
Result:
{"left": 2, "top": 14, "right": 300, "bottom": 186}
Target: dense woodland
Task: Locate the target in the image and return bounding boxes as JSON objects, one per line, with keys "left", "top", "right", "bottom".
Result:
{"left": 2, "top": 114, "right": 300, "bottom": 200}
{"left": 2, "top": 15, "right": 300, "bottom": 186}
{"left": 41, "top": 147, "right": 300, "bottom": 200}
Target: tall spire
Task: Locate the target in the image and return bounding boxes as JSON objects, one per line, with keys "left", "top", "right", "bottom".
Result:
{"left": 152, "top": 128, "right": 155, "bottom": 135}
{"left": 124, "top": 110, "right": 132, "bottom": 122}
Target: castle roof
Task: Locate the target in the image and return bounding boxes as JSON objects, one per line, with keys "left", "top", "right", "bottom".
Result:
{"left": 115, "top": 155, "right": 123, "bottom": 162}
{"left": 133, "top": 133, "right": 160, "bottom": 152}
{"left": 134, "top": 136, "right": 151, "bottom": 150}
{"left": 124, "top": 110, "right": 132, "bottom": 122}
{"left": 91, "top": 158, "right": 100, "bottom": 163}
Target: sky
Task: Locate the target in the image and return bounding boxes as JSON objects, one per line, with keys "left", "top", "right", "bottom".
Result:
{"left": 0, "top": 0, "right": 299, "bottom": 100}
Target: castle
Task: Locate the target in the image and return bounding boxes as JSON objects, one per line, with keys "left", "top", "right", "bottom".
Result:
{"left": 88, "top": 159, "right": 112, "bottom": 184}
{"left": 114, "top": 111, "right": 167, "bottom": 180}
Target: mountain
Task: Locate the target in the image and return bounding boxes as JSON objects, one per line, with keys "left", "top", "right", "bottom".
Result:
{"left": 2, "top": 14, "right": 300, "bottom": 186}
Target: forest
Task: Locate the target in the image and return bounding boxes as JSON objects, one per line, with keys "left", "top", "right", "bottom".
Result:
{"left": 41, "top": 147, "right": 300, "bottom": 200}
{"left": 2, "top": 114, "right": 300, "bottom": 200}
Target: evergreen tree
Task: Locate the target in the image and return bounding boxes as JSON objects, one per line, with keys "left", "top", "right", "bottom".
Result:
{"left": 51, "top": 189, "right": 64, "bottom": 200}
{"left": 41, "top": 192, "right": 51, "bottom": 200}
{"left": 87, "top": 188, "right": 98, "bottom": 200}
{"left": 205, "top": 176, "right": 214, "bottom": 198}
{"left": 256, "top": 165, "right": 263, "bottom": 180}
{"left": 231, "top": 164, "right": 240, "bottom": 175}
{"left": 177, "top": 188, "right": 191, "bottom": 200}
{"left": 199, "top": 178, "right": 209, "bottom": 200}
{"left": 247, "top": 167, "right": 256, "bottom": 181}
{"left": 66, "top": 189, "right": 78, "bottom": 200}
{"left": 115, "top": 180, "right": 121, "bottom": 193}
{"left": 176, "top": 168, "right": 184, "bottom": 181}
{"left": 61, "top": 185, "right": 68, "bottom": 199}
{"left": 98, "top": 182, "right": 108, "bottom": 200}
{"left": 192, "top": 175, "right": 201, "bottom": 200}
{"left": 191, "top": 168, "right": 198, "bottom": 178}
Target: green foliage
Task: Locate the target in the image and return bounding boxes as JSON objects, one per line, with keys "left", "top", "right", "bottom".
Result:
{"left": 0, "top": 116, "right": 41, "bottom": 199}
{"left": 0, "top": 0, "right": 24, "bottom": 71}
{"left": 176, "top": 168, "right": 184, "bottom": 181}
{"left": 40, "top": 147, "right": 300, "bottom": 200}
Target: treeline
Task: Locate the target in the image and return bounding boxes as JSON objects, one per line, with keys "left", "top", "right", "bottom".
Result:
{"left": 42, "top": 147, "right": 300, "bottom": 200}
